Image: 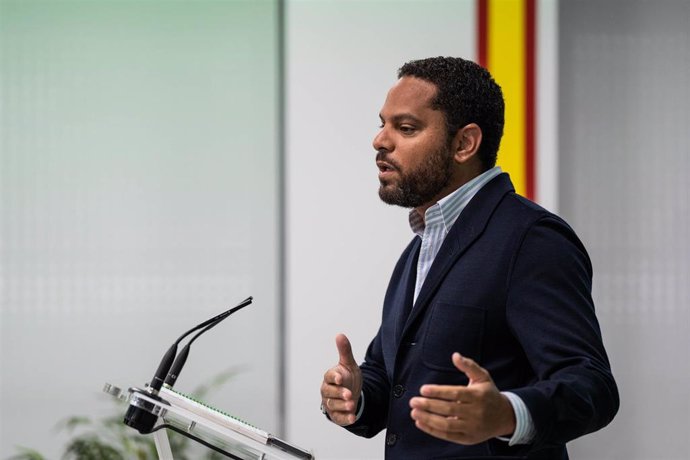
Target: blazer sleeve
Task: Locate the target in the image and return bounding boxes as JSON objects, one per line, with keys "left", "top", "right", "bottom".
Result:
{"left": 344, "top": 326, "right": 391, "bottom": 438}
{"left": 506, "top": 215, "right": 619, "bottom": 450}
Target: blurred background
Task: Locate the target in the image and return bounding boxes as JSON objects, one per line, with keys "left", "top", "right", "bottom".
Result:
{"left": 1, "top": 0, "right": 688, "bottom": 459}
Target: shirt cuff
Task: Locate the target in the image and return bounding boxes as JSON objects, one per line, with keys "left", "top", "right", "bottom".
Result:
{"left": 498, "top": 391, "right": 536, "bottom": 445}
{"left": 354, "top": 391, "right": 365, "bottom": 421}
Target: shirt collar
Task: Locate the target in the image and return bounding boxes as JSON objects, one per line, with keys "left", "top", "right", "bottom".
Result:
{"left": 409, "top": 166, "right": 502, "bottom": 237}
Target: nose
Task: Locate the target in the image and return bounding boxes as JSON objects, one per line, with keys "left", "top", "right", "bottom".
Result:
{"left": 372, "top": 126, "right": 392, "bottom": 153}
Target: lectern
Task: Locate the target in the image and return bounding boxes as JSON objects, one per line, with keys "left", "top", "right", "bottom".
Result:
{"left": 104, "top": 383, "right": 313, "bottom": 459}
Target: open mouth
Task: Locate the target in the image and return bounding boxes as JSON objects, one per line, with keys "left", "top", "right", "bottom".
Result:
{"left": 377, "top": 161, "right": 396, "bottom": 173}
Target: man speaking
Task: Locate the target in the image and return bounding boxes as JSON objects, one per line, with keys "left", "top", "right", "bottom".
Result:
{"left": 319, "top": 57, "right": 618, "bottom": 459}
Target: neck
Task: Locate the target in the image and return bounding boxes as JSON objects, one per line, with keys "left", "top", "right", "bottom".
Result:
{"left": 414, "top": 167, "right": 484, "bottom": 221}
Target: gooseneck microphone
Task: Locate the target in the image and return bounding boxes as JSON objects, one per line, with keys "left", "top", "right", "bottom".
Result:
{"left": 124, "top": 296, "right": 253, "bottom": 434}
{"left": 163, "top": 297, "right": 252, "bottom": 388}
{"left": 149, "top": 296, "right": 253, "bottom": 393}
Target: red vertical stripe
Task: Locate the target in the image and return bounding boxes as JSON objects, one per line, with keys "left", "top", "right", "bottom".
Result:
{"left": 525, "top": 0, "right": 536, "bottom": 200}
{"left": 477, "top": 0, "right": 488, "bottom": 68}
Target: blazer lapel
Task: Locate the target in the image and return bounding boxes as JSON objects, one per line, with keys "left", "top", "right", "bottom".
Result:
{"left": 403, "top": 173, "right": 515, "bottom": 331}
{"left": 394, "top": 238, "right": 421, "bottom": 344}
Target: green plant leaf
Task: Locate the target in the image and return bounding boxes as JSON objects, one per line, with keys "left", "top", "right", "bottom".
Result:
{"left": 7, "top": 446, "right": 46, "bottom": 460}
{"left": 55, "top": 416, "right": 93, "bottom": 433}
{"left": 62, "top": 435, "right": 125, "bottom": 460}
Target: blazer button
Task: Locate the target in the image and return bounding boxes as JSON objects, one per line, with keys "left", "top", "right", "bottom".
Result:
{"left": 392, "top": 384, "right": 405, "bottom": 398}
{"left": 386, "top": 433, "right": 398, "bottom": 446}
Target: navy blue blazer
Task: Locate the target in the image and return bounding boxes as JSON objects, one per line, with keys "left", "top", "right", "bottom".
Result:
{"left": 346, "top": 173, "right": 618, "bottom": 459}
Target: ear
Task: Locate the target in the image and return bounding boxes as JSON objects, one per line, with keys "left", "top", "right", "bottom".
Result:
{"left": 451, "top": 123, "right": 482, "bottom": 165}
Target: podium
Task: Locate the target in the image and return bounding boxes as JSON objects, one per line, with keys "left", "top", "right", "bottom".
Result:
{"left": 104, "top": 383, "right": 313, "bottom": 459}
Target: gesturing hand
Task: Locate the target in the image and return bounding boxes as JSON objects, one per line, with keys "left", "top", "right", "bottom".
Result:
{"left": 320, "top": 333, "right": 363, "bottom": 426}
{"left": 409, "top": 353, "right": 516, "bottom": 445}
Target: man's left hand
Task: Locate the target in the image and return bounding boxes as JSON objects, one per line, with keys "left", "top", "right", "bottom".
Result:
{"left": 409, "top": 352, "right": 516, "bottom": 445}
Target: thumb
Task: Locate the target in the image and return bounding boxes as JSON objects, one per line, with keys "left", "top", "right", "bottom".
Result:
{"left": 452, "top": 352, "right": 492, "bottom": 384}
{"left": 335, "top": 333, "right": 357, "bottom": 367}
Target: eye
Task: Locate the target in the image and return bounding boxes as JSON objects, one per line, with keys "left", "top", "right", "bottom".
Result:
{"left": 399, "top": 125, "right": 416, "bottom": 134}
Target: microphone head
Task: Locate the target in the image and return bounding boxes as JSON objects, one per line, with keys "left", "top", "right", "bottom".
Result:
{"left": 149, "top": 343, "right": 178, "bottom": 393}
{"left": 163, "top": 344, "right": 190, "bottom": 388}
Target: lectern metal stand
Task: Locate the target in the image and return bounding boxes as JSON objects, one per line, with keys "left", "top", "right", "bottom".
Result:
{"left": 153, "top": 428, "right": 174, "bottom": 459}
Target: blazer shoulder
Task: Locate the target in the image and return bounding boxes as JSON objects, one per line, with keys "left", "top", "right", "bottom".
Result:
{"left": 500, "top": 191, "right": 574, "bottom": 230}
{"left": 474, "top": 173, "right": 560, "bottom": 230}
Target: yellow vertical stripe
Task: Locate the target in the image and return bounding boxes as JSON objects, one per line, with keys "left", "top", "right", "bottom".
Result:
{"left": 487, "top": 0, "right": 526, "bottom": 195}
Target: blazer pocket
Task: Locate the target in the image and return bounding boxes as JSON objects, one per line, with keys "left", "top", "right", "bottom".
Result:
{"left": 422, "top": 303, "right": 486, "bottom": 371}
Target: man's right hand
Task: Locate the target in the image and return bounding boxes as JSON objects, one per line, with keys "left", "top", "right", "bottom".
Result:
{"left": 320, "top": 333, "right": 363, "bottom": 426}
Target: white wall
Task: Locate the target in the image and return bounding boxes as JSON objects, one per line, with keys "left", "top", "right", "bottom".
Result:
{"left": 285, "top": 1, "right": 474, "bottom": 458}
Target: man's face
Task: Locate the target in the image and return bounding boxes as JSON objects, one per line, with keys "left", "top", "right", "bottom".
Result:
{"left": 374, "top": 76, "right": 455, "bottom": 209}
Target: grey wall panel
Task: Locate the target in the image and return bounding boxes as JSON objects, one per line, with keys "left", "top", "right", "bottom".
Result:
{"left": 559, "top": 1, "right": 690, "bottom": 458}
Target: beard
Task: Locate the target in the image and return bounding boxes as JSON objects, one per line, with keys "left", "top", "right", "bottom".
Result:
{"left": 378, "top": 143, "right": 454, "bottom": 209}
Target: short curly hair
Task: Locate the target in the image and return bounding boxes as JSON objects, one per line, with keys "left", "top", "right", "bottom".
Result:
{"left": 398, "top": 57, "right": 504, "bottom": 171}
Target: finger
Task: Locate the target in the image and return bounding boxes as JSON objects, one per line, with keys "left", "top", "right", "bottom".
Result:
{"left": 323, "top": 367, "right": 347, "bottom": 386}
{"left": 335, "top": 333, "right": 357, "bottom": 367}
{"left": 410, "top": 406, "right": 464, "bottom": 434}
{"left": 452, "top": 353, "right": 491, "bottom": 384}
{"left": 419, "top": 384, "right": 471, "bottom": 402}
{"left": 409, "top": 397, "right": 464, "bottom": 417}
{"left": 413, "top": 417, "right": 470, "bottom": 445}
{"left": 321, "top": 382, "right": 353, "bottom": 401}
{"left": 325, "top": 397, "right": 357, "bottom": 413}
{"left": 329, "top": 411, "right": 357, "bottom": 426}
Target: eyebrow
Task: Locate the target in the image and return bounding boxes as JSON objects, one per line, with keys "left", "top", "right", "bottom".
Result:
{"left": 379, "top": 113, "right": 424, "bottom": 124}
